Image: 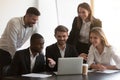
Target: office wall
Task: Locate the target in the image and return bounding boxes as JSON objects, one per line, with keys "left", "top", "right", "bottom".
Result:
{"left": 0, "top": 0, "right": 38, "bottom": 35}
{"left": 0, "top": 0, "right": 39, "bottom": 49}
{"left": 94, "top": 0, "right": 120, "bottom": 54}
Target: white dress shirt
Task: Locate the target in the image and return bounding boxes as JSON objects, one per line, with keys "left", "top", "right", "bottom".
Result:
{"left": 79, "top": 21, "right": 91, "bottom": 43}
{"left": 58, "top": 45, "right": 66, "bottom": 58}
{"left": 0, "top": 17, "right": 38, "bottom": 57}
{"left": 29, "top": 48, "right": 39, "bottom": 72}
{"left": 87, "top": 45, "right": 120, "bottom": 69}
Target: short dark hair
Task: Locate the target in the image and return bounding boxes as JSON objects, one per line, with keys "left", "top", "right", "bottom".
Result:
{"left": 54, "top": 25, "right": 68, "bottom": 34}
{"left": 26, "top": 7, "right": 40, "bottom": 16}
{"left": 30, "top": 33, "right": 43, "bottom": 43}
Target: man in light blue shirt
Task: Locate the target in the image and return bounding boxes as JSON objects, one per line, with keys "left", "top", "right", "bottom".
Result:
{"left": 0, "top": 7, "right": 40, "bottom": 77}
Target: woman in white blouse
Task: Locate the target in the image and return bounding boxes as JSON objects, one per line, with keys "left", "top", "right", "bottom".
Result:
{"left": 87, "top": 27, "right": 120, "bottom": 71}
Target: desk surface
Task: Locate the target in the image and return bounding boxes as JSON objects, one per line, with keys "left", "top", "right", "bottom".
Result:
{"left": 2, "top": 71, "right": 120, "bottom": 80}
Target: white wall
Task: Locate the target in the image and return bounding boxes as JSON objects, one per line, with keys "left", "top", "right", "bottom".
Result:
{"left": 38, "top": 0, "right": 58, "bottom": 52}
{"left": 94, "top": 0, "right": 120, "bottom": 54}
{"left": 0, "top": 0, "right": 38, "bottom": 35}
{"left": 0, "top": 0, "right": 39, "bottom": 50}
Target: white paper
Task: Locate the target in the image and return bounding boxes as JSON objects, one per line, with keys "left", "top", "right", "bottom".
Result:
{"left": 96, "top": 70, "right": 120, "bottom": 73}
{"left": 89, "top": 69, "right": 120, "bottom": 74}
{"left": 22, "top": 73, "right": 52, "bottom": 78}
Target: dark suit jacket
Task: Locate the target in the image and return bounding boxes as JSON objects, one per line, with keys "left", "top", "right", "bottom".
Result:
{"left": 67, "top": 16, "right": 102, "bottom": 46}
{"left": 9, "top": 48, "right": 45, "bottom": 75}
{"left": 45, "top": 43, "right": 78, "bottom": 71}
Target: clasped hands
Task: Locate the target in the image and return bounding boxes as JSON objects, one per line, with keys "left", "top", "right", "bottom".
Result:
{"left": 95, "top": 64, "right": 107, "bottom": 71}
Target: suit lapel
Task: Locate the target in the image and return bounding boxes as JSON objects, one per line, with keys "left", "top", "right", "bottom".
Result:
{"left": 24, "top": 48, "right": 31, "bottom": 73}
{"left": 64, "top": 44, "right": 69, "bottom": 57}
{"left": 54, "top": 43, "right": 61, "bottom": 57}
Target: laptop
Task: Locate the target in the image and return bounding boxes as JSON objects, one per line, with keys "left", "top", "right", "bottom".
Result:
{"left": 54, "top": 57, "right": 83, "bottom": 75}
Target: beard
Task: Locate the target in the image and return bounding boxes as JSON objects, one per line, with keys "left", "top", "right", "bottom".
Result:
{"left": 57, "top": 40, "right": 66, "bottom": 46}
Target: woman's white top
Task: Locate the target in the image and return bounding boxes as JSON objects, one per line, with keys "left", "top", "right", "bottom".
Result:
{"left": 87, "top": 45, "right": 120, "bottom": 69}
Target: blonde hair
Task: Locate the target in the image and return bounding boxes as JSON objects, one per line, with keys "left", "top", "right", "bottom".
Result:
{"left": 90, "top": 27, "right": 110, "bottom": 47}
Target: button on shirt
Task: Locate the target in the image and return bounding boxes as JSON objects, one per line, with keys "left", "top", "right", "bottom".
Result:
{"left": 87, "top": 45, "right": 120, "bottom": 69}
{"left": 0, "top": 17, "right": 38, "bottom": 57}
{"left": 79, "top": 21, "right": 91, "bottom": 43}
{"left": 29, "top": 48, "right": 39, "bottom": 72}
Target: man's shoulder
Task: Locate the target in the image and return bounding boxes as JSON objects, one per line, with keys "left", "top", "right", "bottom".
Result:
{"left": 15, "top": 48, "right": 29, "bottom": 55}
{"left": 46, "top": 43, "right": 57, "bottom": 49}
{"left": 9, "top": 17, "right": 22, "bottom": 22}
{"left": 46, "top": 43, "right": 58, "bottom": 52}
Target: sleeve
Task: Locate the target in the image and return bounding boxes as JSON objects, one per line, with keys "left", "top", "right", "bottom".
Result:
{"left": 67, "top": 17, "right": 78, "bottom": 45}
{"left": 45, "top": 47, "right": 51, "bottom": 70}
{"left": 111, "top": 47, "right": 120, "bottom": 69}
{"left": 94, "top": 18, "right": 102, "bottom": 27}
{"left": 71, "top": 46, "right": 79, "bottom": 57}
{"left": 6, "top": 20, "right": 18, "bottom": 57}
{"left": 33, "top": 22, "right": 39, "bottom": 33}
{"left": 87, "top": 45, "right": 95, "bottom": 67}
{"left": 45, "top": 46, "right": 57, "bottom": 71}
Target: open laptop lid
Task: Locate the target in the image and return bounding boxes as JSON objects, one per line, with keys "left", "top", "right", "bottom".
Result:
{"left": 55, "top": 57, "right": 83, "bottom": 75}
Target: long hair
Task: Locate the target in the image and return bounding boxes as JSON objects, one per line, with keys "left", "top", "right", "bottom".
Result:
{"left": 77, "top": 2, "right": 93, "bottom": 21}
{"left": 90, "top": 27, "right": 110, "bottom": 47}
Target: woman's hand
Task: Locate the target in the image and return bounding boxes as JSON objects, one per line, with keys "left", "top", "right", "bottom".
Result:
{"left": 79, "top": 53, "right": 88, "bottom": 61}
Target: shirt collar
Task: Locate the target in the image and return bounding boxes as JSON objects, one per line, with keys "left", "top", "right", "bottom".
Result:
{"left": 21, "top": 17, "right": 28, "bottom": 28}
{"left": 82, "top": 20, "right": 91, "bottom": 24}
{"left": 94, "top": 45, "right": 107, "bottom": 55}
{"left": 29, "top": 48, "right": 39, "bottom": 58}
{"left": 21, "top": 17, "right": 25, "bottom": 26}
{"left": 57, "top": 43, "right": 66, "bottom": 51}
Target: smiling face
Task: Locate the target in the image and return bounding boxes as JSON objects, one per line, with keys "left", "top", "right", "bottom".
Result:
{"left": 78, "top": 7, "right": 90, "bottom": 21}
{"left": 90, "top": 32, "right": 102, "bottom": 47}
{"left": 55, "top": 31, "right": 68, "bottom": 46}
{"left": 25, "top": 14, "right": 39, "bottom": 27}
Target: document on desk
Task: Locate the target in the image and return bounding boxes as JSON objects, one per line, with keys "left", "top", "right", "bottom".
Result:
{"left": 95, "top": 70, "right": 120, "bottom": 74}
{"left": 22, "top": 73, "right": 52, "bottom": 78}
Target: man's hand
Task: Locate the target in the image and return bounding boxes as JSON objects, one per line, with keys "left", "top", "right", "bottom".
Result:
{"left": 48, "top": 58, "right": 56, "bottom": 68}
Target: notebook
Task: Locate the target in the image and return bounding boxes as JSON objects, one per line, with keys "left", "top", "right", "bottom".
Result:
{"left": 54, "top": 57, "right": 83, "bottom": 75}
